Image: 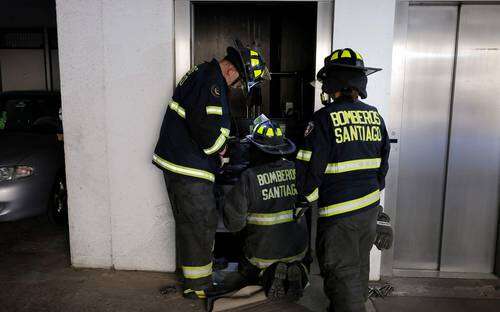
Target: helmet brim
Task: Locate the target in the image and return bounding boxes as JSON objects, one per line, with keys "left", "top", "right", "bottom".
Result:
{"left": 246, "top": 136, "right": 296, "bottom": 155}
{"left": 226, "top": 46, "right": 250, "bottom": 94}
{"left": 317, "top": 63, "right": 382, "bottom": 81}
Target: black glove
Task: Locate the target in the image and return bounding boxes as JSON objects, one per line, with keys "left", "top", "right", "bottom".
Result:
{"left": 374, "top": 207, "right": 393, "bottom": 250}
{"left": 294, "top": 195, "right": 311, "bottom": 221}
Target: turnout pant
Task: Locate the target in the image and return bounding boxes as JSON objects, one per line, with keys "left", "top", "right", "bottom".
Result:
{"left": 316, "top": 207, "right": 378, "bottom": 312}
{"left": 164, "top": 172, "right": 218, "bottom": 290}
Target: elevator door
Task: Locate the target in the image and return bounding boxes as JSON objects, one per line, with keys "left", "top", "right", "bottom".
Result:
{"left": 393, "top": 4, "right": 500, "bottom": 274}
{"left": 393, "top": 5, "right": 458, "bottom": 270}
{"left": 440, "top": 5, "right": 500, "bottom": 273}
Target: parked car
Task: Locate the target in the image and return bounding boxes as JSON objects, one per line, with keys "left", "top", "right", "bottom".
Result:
{"left": 0, "top": 91, "right": 67, "bottom": 224}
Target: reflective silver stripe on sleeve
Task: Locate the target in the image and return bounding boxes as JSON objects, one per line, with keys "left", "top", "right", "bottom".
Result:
{"left": 296, "top": 149, "right": 312, "bottom": 162}
{"left": 306, "top": 188, "right": 319, "bottom": 202}
{"left": 168, "top": 101, "right": 186, "bottom": 118}
{"left": 203, "top": 127, "right": 230, "bottom": 155}
{"left": 206, "top": 106, "right": 223, "bottom": 115}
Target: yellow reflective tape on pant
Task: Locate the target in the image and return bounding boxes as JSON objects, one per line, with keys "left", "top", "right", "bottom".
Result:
{"left": 247, "top": 209, "right": 294, "bottom": 226}
{"left": 152, "top": 154, "right": 215, "bottom": 182}
{"left": 206, "top": 106, "right": 223, "bottom": 115}
{"left": 319, "top": 190, "right": 380, "bottom": 218}
{"left": 296, "top": 149, "right": 312, "bottom": 162}
{"left": 306, "top": 188, "right": 319, "bottom": 202}
{"left": 203, "top": 127, "right": 230, "bottom": 155}
{"left": 168, "top": 101, "right": 186, "bottom": 118}
{"left": 325, "top": 158, "right": 381, "bottom": 174}
{"left": 248, "top": 249, "right": 308, "bottom": 269}
{"left": 182, "top": 262, "right": 213, "bottom": 280}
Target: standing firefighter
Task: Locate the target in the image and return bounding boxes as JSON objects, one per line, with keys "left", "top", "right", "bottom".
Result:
{"left": 223, "top": 116, "right": 309, "bottom": 301}
{"left": 296, "top": 48, "right": 390, "bottom": 312}
{"left": 153, "top": 40, "right": 269, "bottom": 302}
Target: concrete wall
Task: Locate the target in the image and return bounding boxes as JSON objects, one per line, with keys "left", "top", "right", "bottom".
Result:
{"left": 332, "top": 0, "right": 397, "bottom": 280}
{"left": 56, "top": 0, "right": 175, "bottom": 271}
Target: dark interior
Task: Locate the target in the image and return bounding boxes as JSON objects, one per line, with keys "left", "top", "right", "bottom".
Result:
{"left": 193, "top": 1, "right": 317, "bottom": 144}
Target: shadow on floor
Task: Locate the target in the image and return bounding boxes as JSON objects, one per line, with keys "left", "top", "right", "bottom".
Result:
{"left": 0, "top": 218, "right": 314, "bottom": 312}
{"left": 3, "top": 218, "right": 499, "bottom": 312}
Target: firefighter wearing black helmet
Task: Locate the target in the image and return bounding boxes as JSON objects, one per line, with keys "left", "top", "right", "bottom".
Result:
{"left": 296, "top": 48, "right": 390, "bottom": 312}
{"left": 222, "top": 116, "right": 309, "bottom": 301}
{"left": 153, "top": 40, "right": 269, "bottom": 302}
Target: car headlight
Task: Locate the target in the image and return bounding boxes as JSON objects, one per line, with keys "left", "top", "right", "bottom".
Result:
{"left": 0, "top": 166, "right": 34, "bottom": 182}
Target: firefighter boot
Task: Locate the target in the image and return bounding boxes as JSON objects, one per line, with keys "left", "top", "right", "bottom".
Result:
{"left": 267, "top": 262, "right": 288, "bottom": 300}
{"left": 286, "top": 263, "right": 304, "bottom": 301}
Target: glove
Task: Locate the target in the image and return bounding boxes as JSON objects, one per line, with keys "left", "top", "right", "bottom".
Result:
{"left": 374, "top": 208, "right": 393, "bottom": 250}
{"left": 294, "top": 195, "right": 311, "bottom": 221}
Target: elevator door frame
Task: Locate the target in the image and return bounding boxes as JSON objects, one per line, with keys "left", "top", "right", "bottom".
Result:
{"left": 382, "top": 1, "right": 500, "bottom": 279}
{"left": 173, "top": 0, "right": 333, "bottom": 112}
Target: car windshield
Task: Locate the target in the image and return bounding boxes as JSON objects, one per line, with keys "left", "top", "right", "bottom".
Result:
{"left": 0, "top": 95, "right": 61, "bottom": 134}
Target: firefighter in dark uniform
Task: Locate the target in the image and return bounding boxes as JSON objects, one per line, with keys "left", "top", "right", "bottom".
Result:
{"left": 222, "top": 117, "right": 309, "bottom": 301}
{"left": 296, "top": 48, "right": 390, "bottom": 312}
{"left": 153, "top": 41, "right": 270, "bottom": 301}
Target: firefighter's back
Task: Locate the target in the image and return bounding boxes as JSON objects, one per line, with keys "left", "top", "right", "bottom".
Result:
{"left": 242, "top": 159, "right": 308, "bottom": 269}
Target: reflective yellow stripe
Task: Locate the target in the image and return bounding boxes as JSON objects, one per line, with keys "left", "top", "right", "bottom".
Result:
{"left": 203, "top": 127, "right": 230, "bottom": 155}
{"left": 306, "top": 188, "right": 319, "bottom": 202}
{"left": 247, "top": 209, "right": 294, "bottom": 226}
{"left": 183, "top": 289, "right": 207, "bottom": 299}
{"left": 254, "top": 69, "right": 262, "bottom": 77}
{"left": 331, "top": 51, "right": 339, "bottom": 60}
{"left": 319, "top": 190, "right": 380, "bottom": 218}
{"left": 206, "top": 106, "right": 223, "bottom": 116}
{"left": 248, "top": 249, "right": 308, "bottom": 269}
{"left": 341, "top": 50, "right": 351, "bottom": 58}
{"left": 182, "top": 262, "right": 213, "bottom": 279}
{"left": 325, "top": 158, "right": 381, "bottom": 174}
{"left": 220, "top": 127, "right": 230, "bottom": 137}
{"left": 168, "top": 101, "right": 185, "bottom": 118}
{"left": 152, "top": 154, "right": 215, "bottom": 182}
{"left": 250, "top": 50, "right": 258, "bottom": 56}
{"left": 296, "top": 149, "right": 312, "bottom": 162}
{"left": 195, "top": 290, "right": 206, "bottom": 299}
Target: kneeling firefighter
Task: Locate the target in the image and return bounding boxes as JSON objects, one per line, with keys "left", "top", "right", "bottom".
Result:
{"left": 295, "top": 49, "right": 391, "bottom": 311}
{"left": 222, "top": 116, "right": 309, "bottom": 301}
{"left": 153, "top": 40, "right": 270, "bottom": 303}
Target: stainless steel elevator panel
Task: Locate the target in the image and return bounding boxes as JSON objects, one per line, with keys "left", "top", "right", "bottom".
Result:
{"left": 440, "top": 5, "right": 500, "bottom": 273}
{"left": 393, "top": 6, "right": 458, "bottom": 270}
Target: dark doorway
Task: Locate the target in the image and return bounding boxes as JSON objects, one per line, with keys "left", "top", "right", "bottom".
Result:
{"left": 193, "top": 2, "right": 317, "bottom": 142}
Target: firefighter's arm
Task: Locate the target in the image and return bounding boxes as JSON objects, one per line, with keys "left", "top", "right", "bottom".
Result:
{"left": 296, "top": 111, "right": 332, "bottom": 203}
{"left": 187, "top": 82, "right": 229, "bottom": 156}
{"left": 222, "top": 171, "right": 249, "bottom": 232}
{"left": 378, "top": 117, "right": 391, "bottom": 190}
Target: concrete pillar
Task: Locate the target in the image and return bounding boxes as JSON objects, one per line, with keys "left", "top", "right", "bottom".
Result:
{"left": 56, "top": 0, "right": 176, "bottom": 271}
{"left": 332, "top": 0, "right": 397, "bottom": 280}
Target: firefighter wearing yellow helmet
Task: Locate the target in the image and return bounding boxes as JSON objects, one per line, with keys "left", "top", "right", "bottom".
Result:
{"left": 153, "top": 40, "right": 269, "bottom": 305}
{"left": 296, "top": 48, "right": 391, "bottom": 312}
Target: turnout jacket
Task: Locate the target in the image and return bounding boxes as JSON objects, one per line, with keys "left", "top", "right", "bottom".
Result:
{"left": 296, "top": 99, "right": 390, "bottom": 220}
{"left": 223, "top": 159, "right": 309, "bottom": 269}
{"left": 153, "top": 59, "right": 231, "bottom": 182}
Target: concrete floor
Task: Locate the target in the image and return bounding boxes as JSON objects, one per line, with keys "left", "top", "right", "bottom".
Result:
{"left": 2, "top": 218, "right": 500, "bottom": 312}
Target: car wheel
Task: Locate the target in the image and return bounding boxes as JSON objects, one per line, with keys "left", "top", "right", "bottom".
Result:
{"left": 48, "top": 174, "right": 68, "bottom": 225}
